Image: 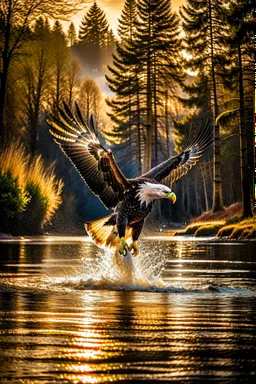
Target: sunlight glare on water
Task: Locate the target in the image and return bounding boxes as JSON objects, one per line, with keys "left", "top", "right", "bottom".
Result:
{"left": 0, "top": 236, "right": 256, "bottom": 383}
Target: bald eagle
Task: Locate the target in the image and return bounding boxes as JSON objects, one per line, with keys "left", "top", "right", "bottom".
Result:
{"left": 47, "top": 103, "right": 212, "bottom": 256}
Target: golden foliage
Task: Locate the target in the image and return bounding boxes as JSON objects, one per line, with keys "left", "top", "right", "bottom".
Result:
{"left": 0, "top": 143, "right": 63, "bottom": 224}
{"left": 194, "top": 223, "right": 224, "bottom": 237}
{"left": 185, "top": 221, "right": 225, "bottom": 235}
{"left": 0, "top": 143, "right": 29, "bottom": 187}
{"left": 180, "top": 204, "right": 255, "bottom": 240}
{"left": 217, "top": 217, "right": 256, "bottom": 240}
{"left": 27, "top": 156, "right": 63, "bottom": 222}
{"left": 191, "top": 203, "right": 242, "bottom": 223}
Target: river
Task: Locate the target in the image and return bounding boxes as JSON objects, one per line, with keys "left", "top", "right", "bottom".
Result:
{"left": 0, "top": 236, "right": 255, "bottom": 383}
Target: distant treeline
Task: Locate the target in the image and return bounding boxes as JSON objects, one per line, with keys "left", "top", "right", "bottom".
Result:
{"left": 0, "top": 0, "right": 254, "bottom": 235}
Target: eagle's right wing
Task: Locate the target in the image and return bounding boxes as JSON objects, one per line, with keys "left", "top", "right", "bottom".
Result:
{"left": 140, "top": 120, "right": 213, "bottom": 184}
{"left": 47, "top": 103, "right": 131, "bottom": 209}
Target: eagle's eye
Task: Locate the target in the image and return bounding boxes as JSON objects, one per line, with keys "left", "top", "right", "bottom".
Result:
{"left": 162, "top": 190, "right": 170, "bottom": 196}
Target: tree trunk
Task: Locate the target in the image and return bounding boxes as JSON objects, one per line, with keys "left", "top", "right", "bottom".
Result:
{"left": 238, "top": 44, "right": 252, "bottom": 217}
{"left": 245, "top": 94, "right": 254, "bottom": 210}
{"left": 145, "top": 11, "right": 152, "bottom": 172}
{"left": 128, "top": 94, "right": 132, "bottom": 155}
{"left": 194, "top": 181, "right": 200, "bottom": 216}
{"left": 30, "top": 114, "right": 38, "bottom": 156}
{"left": 0, "top": 67, "right": 8, "bottom": 145}
{"left": 55, "top": 65, "right": 60, "bottom": 118}
{"left": 0, "top": 4, "right": 12, "bottom": 146}
{"left": 153, "top": 53, "right": 158, "bottom": 165}
{"left": 29, "top": 92, "right": 41, "bottom": 156}
{"left": 209, "top": 0, "right": 223, "bottom": 212}
{"left": 165, "top": 90, "right": 170, "bottom": 157}
{"left": 200, "top": 162, "right": 209, "bottom": 211}
{"left": 185, "top": 179, "right": 190, "bottom": 215}
{"left": 136, "top": 76, "right": 142, "bottom": 175}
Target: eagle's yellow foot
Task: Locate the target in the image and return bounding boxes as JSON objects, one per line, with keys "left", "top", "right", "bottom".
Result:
{"left": 129, "top": 241, "right": 139, "bottom": 257}
{"left": 119, "top": 238, "right": 128, "bottom": 256}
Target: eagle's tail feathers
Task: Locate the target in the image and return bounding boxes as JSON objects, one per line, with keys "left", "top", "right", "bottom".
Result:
{"left": 85, "top": 214, "right": 132, "bottom": 250}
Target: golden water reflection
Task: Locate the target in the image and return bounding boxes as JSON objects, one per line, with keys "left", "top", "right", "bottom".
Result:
{"left": 13, "top": 289, "right": 249, "bottom": 383}
{"left": 0, "top": 237, "right": 255, "bottom": 382}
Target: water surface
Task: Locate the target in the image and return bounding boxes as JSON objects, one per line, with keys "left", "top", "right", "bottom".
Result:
{"left": 0, "top": 236, "right": 255, "bottom": 383}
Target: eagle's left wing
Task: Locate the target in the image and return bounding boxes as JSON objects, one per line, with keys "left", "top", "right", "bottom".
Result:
{"left": 140, "top": 120, "right": 213, "bottom": 184}
{"left": 47, "top": 102, "right": 131, "bottom": 209}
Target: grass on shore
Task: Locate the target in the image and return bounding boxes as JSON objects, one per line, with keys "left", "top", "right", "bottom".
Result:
{"left": 175, "top": 203, "right": 256, "bottom": 239}
{"left": 217, "top": 216, "right": 256, "bottom": 240}
{"left": 184, "top": 221, "right": 225, "bottom": 237}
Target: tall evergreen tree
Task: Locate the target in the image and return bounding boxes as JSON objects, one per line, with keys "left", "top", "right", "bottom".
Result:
{"left": 0, "top": 0, "right": 85, "bottom": 146}
{"left": 106, "top": 0, "right": 141, "bottom": 172}
{"left": 117, "top": 0, "right": 138, "bottom": 40}
{"left": 67, "top": 22, "right": 77, "bottom": 46}
{"left": 106, "top": 29, "right": 116, "bottom": 46}
{"left": 51, "top": 21, "right": 70, "bottom": 117}
{"left": 66, "top": 59, "right": 81, "bottom": 106}
{"left": 180, "top": 0, "right": 228, "bottom": 212}
{"left": 78, "top": 78, "right": 102, "bottom": 123}
{"left": 107, "top": 0, "right": 183, "bottom": 173}
{"left": 135, "top": 0, "right": 183, "bottom": 170}
{"left": 78, "top": 1, "right": 110, "bottom": 48}
{"left": 222, "top": 0, "right": 254, "bottom": 217}
{"left": 21, "top": 17, "right": 52, "bottom": 154}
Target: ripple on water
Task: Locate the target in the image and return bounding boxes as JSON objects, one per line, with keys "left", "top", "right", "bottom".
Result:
{"left": 0, "top": 237, "right": 256, "bottom": 383}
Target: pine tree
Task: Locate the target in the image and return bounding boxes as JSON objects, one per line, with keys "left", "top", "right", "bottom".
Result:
{"left": 51, "top": 20, "right": 70, "bottom": 117}
{"left": 180, "top": 0, "right": 229, "bottom": 212}
{"left": 117, "top": 0, "right": 138, "bottom": 40}
{"left": 222, "top": 0, "right": 254, "bottom": 217}
{"left": 66, "top": 59, "right": 81, "bottom": 106}
{"left": 107, "top": 0, "right": 183, "bottom": 173}
{"left": 52, "top": 20, "right": 64, "bottom": 35}
{"left": 67, "top": 22, "right": 77, "bottom": 46}
{"left": 78, "top": 2, "right": 109, "bottom": 48}
{"left": 78, "top": 78, "right": 102, "bottom": 122}
{"left": 21, "top": 17, "right": 52, "bottom": 154}
{"left": 0, "top": 0, "right": 84, "bottom": 146}
{"left": 173, "top": 93, "right": 214, "bottom": 218}
{"left": 135, "top": 0, "right": 183, "bottom": 170}
{"left": 106, "top": 0, "right": 142, "bottom": 172}
{"left": 106, "top": 29, "right": 116, "bottom": 46}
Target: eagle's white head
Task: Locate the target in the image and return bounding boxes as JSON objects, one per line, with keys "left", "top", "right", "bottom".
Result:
{"left": 136, "top": 182, "right": 177, "bottom": 207}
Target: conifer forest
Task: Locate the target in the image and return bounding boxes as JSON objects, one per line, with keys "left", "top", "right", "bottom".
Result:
{"left": 0, "top": 0, "right": 254, "bottom": 235}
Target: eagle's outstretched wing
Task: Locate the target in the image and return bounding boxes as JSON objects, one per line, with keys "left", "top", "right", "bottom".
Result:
{"left": 140, "top": 120, "right": 213, "bottom": 184}
{"left": 47, "top": 102, "right": 131, "bottom": 209}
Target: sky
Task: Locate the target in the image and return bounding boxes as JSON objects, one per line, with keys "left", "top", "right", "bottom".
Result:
{"left": 71, "top": 0, "right": 186, "bottom": 36}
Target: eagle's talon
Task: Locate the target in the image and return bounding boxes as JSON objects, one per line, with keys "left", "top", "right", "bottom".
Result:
{"left": 119, "top": 238, "right": 128, "bottom": 256}
{"left": 129, "top": 241, "right": 139, "bottom": 257}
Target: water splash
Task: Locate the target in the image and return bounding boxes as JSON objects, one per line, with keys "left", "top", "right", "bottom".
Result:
{"left": 0, "top": 241, "right": 255, "bottom": 296}
{"left": 74, "top": 246, "right": 167, "bottom": 291}
{"left": 51, "top": 247, "right": 256, "bottom": 295}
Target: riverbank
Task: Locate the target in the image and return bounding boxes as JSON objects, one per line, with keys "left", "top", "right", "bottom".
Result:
{"left": 174, "top": 203, "right": 256, "bottom": 240}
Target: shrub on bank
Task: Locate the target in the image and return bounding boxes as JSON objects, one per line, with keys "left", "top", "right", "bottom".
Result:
{"left": 0, "top": 143, "right": 63, "bottom": 235}
{"left": 217, "top": 217, "right": 256, "bottom": 240}
{"left": 185, "top": 221, "right": 224, "bottom": 235}
{"left": 0, "top": 172, "right": 29, "bottom": 233}
{"left": 194, "top": 223, "right": 223, "bottom": 237}
{"left": 175, "top": 205, "right": 256, "bottom": 240}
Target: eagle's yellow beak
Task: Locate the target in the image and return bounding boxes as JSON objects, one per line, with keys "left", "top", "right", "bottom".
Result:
{"left": 167, "top": 191, "right": 176, "bottom": 204}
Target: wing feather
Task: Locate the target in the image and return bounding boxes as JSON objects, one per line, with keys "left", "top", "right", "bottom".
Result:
{"left": 47, "top": 102, "right": 131, "bottom": 209}
{"left": 140, "top": 120, "right": 213, "bottom": 184}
